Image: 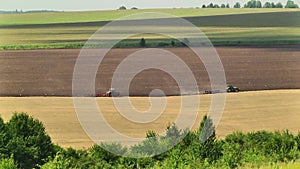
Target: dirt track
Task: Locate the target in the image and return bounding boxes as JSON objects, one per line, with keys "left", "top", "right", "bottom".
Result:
{"left": 0, "top": 46, "right": 299, "bottom": 96}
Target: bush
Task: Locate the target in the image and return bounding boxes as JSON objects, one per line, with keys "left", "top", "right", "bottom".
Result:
{"left": 41, "top": 153, "right": 71, "bottom": 169}
{"left": 0, "top": 156, "right": 18, "bottom": 169}
{"left": 90, "top": 143, "right": 127, "bottom": 163}
{"left": 220, "top": 130, "right": 300, "bottom": 168}
{"left": 157, "top": 42, "right": 169, "bottom": 47}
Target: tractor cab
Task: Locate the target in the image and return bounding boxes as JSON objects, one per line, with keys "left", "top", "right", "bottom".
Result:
{"left": 227, "top": 84, "right": 240, "bottom": 92}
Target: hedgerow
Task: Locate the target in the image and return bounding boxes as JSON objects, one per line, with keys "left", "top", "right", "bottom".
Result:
{"left": 1, "top": 113, "right": 300, "bottom": 169}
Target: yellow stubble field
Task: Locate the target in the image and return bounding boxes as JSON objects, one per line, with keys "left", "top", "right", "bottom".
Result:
{"left": 0, "top": 89, "right": 299, "bottom": 149}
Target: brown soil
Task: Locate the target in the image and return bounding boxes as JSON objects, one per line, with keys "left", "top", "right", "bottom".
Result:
{"left": 0, "top": 46, "right": 299, "bottom": 96}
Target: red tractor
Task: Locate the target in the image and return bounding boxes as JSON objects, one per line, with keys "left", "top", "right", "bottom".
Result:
{"left": 96, "top": 88, "right": 120, "bottom": 97}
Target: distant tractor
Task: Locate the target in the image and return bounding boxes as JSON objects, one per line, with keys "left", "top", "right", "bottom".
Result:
{"left": 106, "top": 88, "right": 120, "bottom": 97}
{"left": 227, "top": 84, "right": 239, "bottom": 92}
{"left": 96, "top": 88, "right": 120, "bottom": 97}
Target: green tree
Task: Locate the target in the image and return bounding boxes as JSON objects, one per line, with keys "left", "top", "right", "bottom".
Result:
{"left": 197, "top": 115, "right": 223, "bottom": 163}
{"left": 285, "top": 0, "right": 299, "bottom": 8}
{"left": 202, "top": 4, "right": 206, "bottom": 8}
{"left": 199, "top": 115, "right": 216, "bottom": 143}
{"left": 244, "top": 0, "right": 262, "bottom": 8}
{"left": 263, "top": 2, "right": 272, "bottom": 8}
{"left": 0, "top": 116, "right": 4, "bottom": 130}
{"left": 256, "top": 0, "right": 262, "bottom": 7}
{"left": 275, "top": 2, "right": 283, "bottom": 8}
{"left": 226, "top": 3, "right": 230, "bottom": 8}
{"left": 221, "top": 4, "right": 226, "bottom": 8}
{"left": 171, "top": 40, "right": 175, "bottom": 47}
{"left": 118, "top": 6, "right": 127, "bottom": 10}
{"left": 139, "top": 38, "right": 146, "bottom": 47}
{"left": 0, "top": 117, "right": 9, "bottom": 161}
{"left": 271, "top": 2, "right": 276, "bottom": 7}
{"left": 234, "top": 2, "right": 241, "bottom": 8}
{"left": 213, "top": 4, "right": 220, "bottom": 8}
{"left": 5, "top": 113, "right": 56, "bottom": 169}
{"left": 208, "top": 3, "right": 214, "bottom": 8}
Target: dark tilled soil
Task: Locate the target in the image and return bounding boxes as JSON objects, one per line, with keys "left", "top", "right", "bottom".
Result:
{"left": 0, "top": 46, "right": 299, "bottom": 96}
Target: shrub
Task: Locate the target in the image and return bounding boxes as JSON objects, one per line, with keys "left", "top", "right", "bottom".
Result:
{"left": 157, "top": 42, "right": 169, "bottom": 47}
{"left": 0, "top": 156, "right": 18, "bottom": 169}
{"left": 41, "top": 153, "right": 71, "bottom": 169}
{"left": 90, "top": 143, "right": 127, "bottom": 163}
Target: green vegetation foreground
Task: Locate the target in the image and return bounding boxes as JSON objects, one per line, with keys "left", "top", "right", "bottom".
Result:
{"left": 1, "top": 113, "right": 300, "bottom": 169}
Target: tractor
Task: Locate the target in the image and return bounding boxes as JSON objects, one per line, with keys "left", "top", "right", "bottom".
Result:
{"left": 105, "top": 88, "right": 120, "bottom": 97}
{"left": 96, "top": 88, "right": 120, "bottom": 97}
{"left": 227, "top": 84, "right": 239, "bottom": 92}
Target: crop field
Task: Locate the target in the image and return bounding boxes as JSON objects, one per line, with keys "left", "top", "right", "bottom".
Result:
{"left": 0, "top": 46, "right": 299, "bottom": 96}
{"left": 0, "top": 45, "right": 299, "bottom": 149}
{"left": 0, "top": 8, "right": 300, "bottom": 49}
{"left": 0, "top": 90, "right": 299, "bottom": 149}
{"left": 0, "top": 8, "right": 297, "bottom": 26}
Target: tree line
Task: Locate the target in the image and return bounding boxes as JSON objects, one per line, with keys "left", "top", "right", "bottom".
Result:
{"left": 1, "top": 113, "right": 300, "bottom": 168}
{"left": 119, "top": 0, "right": 298, "bottom": 9}
{"left": 201, "top": 0, "right": 298, "bottom": 8}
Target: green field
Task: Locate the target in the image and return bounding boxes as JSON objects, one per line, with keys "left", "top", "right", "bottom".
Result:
{"left": 1, "top": 8, "right": 300, "bottom": 49}
{"left": 0, "top": 8, "right": 298, "bottom": 26}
